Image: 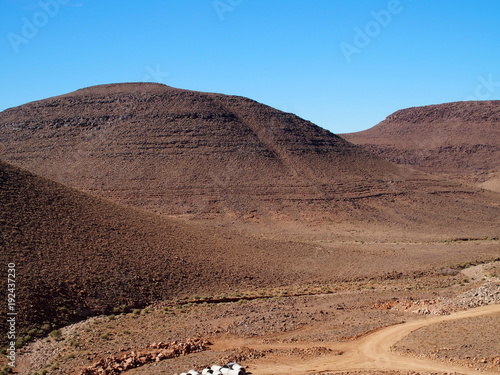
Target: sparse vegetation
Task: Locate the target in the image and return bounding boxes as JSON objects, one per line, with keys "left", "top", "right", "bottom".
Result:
{"left": 49, "top": 329, "right": 62, "bottom": 340}
{"left": 436, "top": 267, "right": 459, "bottom": 276}
{"left": 112, "top": 304, "right": 129, "bottom": 315}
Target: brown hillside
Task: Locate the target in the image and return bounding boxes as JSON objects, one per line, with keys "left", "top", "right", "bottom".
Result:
{"left": 0, "top": 84, "right": 499, "bottom": 237}
{"left": 0, "top": 83, "right": 406, "bottom": 218}
{"left": 0, "top": 160, "right": 330, "bottom": 341}
{"left": 343, "top": 101, "right": 500, "bottom": 190}
{"left": 2, "top": 160, "right": 500, "bottom": 348}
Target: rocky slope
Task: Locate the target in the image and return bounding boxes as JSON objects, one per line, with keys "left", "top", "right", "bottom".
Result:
{"left": 343, "top": 101, "right": 500, "bottom": 191}
{"left": 2, "top": 159, "right": 499, "bottom": 342}
{"left": 0, "top": 84, "right": 498, "bottom": 236}
{"left": 0, "top": 160, "right": 328, "bottom": 342}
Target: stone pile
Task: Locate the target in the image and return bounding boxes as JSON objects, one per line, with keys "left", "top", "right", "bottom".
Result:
{"left": 79, "top": 338, "right": 210, "bottom": 375}
{"left": 375, "top": 282, "right": 500, "bottom": 315}
{"left": 449, "top": 282, "right": 500, "bottom": 308}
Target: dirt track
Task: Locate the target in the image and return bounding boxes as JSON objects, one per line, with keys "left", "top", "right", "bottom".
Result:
{"left": 213, "top": 304, "right": 500, "bottom": 375}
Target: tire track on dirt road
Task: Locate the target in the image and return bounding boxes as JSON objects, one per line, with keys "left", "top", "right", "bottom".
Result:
{"left": 213, "top": 304, "right": 500, "bottom": 375}
{"left": 355, "top": 304, "right": 500, "bottom": 375}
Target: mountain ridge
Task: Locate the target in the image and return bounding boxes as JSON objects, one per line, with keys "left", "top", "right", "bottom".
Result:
{"left": 343, "top": 101, "right": 500, "bottom": 190}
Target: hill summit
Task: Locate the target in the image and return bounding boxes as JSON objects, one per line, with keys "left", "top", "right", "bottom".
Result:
{"left": 0, "top": 83, "right": 401, "bottom": 218}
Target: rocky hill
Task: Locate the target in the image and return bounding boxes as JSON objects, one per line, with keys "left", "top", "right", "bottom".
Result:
{"left": 2, "top": 86, "right": 499, "bottom": 375}
{"left": 0, "top": 84, "right": 499, "bottom": 236}
{"left": 343, "top": 101, "right": 500, "bottom": 191}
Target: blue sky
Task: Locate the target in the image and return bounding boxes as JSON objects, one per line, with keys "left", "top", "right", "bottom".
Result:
{"left": 1, "top": 0, "right": 499, "bottom": 133}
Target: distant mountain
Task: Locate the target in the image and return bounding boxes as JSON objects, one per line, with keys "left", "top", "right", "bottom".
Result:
{"left": 0, "top": 84, "right": 498, "bottom": 236}
{"left": 343, "top": 101, "right": 500, "bottom": 192}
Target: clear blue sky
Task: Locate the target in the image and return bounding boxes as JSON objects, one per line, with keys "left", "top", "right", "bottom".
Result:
{"left": 1, "top": 0, "right": 499, "bottom": 133}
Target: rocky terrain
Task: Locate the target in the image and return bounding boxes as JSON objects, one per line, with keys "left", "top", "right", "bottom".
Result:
{"left": 394, "top": 313, "right": 500, "bottom": 373}
{"left": 343, "top": 101, "right": 500, "bottom": 191}
{"left": 376, "top": 281, "right": 500, "bottom": 315}
{"left": 6, "top": 159, "right": 498, "bottom": 350}
{"left": 12, "top": 264, "right": 500, "bottom": 375}
{"left": 1, "top": 84, "right": 499, "bottom": 375}
{"left": 0, "top": 160, "right": 325, "bottom": 342}
{"left": 0, "top": 84, "right": 499, "bottom": 238}
{"left": 78, "top": 338, "right": 210, "bottom": 375}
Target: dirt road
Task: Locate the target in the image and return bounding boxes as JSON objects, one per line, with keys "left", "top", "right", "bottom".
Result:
{"left": 213, "top": 304, "right": 500, "bottom": 375}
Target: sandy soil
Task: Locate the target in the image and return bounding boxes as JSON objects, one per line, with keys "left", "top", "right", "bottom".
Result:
{"left": 200, "top": 305, "right": 500, "bottom": 375}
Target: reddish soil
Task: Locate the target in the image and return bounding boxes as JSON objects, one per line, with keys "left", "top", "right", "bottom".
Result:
{"left": 1, "top": 85, "right": 500, "bottom": 375}
{"left": 394, "top": 314, "right": 500, "bottom": 373}
{"left": 13, "top": 275, "right": 500, "bottom": 375}
{"left": 0, "top": 160, "right": 324, "bottom": 341}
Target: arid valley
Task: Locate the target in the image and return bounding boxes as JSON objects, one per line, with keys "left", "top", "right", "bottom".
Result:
{"left": 1, "top": 83, "right": 499, "bottom": 375}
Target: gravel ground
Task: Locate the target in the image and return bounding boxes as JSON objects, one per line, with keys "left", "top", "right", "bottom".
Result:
{"left": 385, "top": 281, "right": 500, "bottom": 315}
{"left": 393, "top": 314, "right": 500, "bottom": 373}
{"left": 14, "top": 271, "right": 500, "bottom": 375}
{"left": 15, "top": 287, "right": 418, "bottom": 374}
